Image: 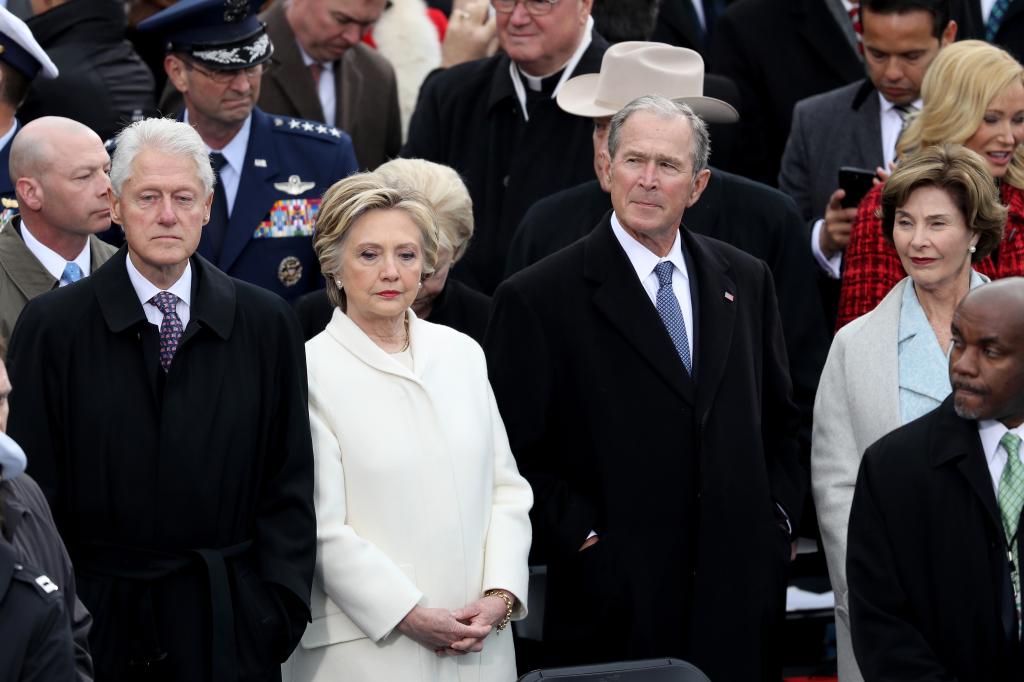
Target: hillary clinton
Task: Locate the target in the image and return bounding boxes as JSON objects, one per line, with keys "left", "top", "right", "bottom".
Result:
{"left": 284, "top": 174, "right": 533, "bottom": 682}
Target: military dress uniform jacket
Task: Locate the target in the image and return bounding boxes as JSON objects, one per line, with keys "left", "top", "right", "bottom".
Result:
{"left": 6, "top": 250, "right": 316, "bottom": 681}
{"left": 403, "top": 33, "right": 609, "bottom": 294}
{"left": 0, "top": 217, "right": 117, "bottom": 342}
{"left": 194, "top": 108, "right": 357, "bottom": 302}
{"left": 4, "top": 474, "right": 94, "bottom": 681}
{"left": 0, "top": 537, "right": 76, "bottom": 681}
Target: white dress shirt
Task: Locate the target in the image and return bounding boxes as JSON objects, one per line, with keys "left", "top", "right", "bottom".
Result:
{"left": 980, "top": 420, "right": 1024, "bottom": 495}
{"left": 183, "top": 109, "right": 250, "bottom": 217}
{"left": 126, "top": 255, "right": 193, "bottom": 329}
{"left": 298, "top": 42, "right": 337, "bottom": 127}
{"left": 880, "top": 93, "right": 922, "bottom": 171}
{"left": 982, "top": 0, "right": 999, "bottom": 23}
{"left": 21, "top": 220, "right": 91, "bottom": 284}
{"left": 610, "top": 212, "right": 695, "bottom": 363}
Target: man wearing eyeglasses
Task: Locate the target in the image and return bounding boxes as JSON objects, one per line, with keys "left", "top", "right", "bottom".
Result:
{"left": 258, "top": 0, "right": 401, "bottom": 171}
{"left": 136, "top": 0, "right": 359, "bottom": 302}
{"left": 403, "top": 0, "right": 607, "bottom": 295}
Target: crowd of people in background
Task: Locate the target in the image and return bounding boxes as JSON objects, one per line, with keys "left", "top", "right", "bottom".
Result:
{"left": 2, "top": 0, "right": 1024, "bottom": 681}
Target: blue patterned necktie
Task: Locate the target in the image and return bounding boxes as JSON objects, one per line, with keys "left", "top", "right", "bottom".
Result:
{"left": 988, "top": 0, "right": 1012, "bottom": 41}
{"left": 150, "top": 291, "right": 183, "bottom": 373}
{"left": 998, "top": 431, "right": 1024, "bottom": 623}
{"left": 654, "top": 261, "right": 692, "bottom": 374}
{"left": 59, "top": 262, "right": 82, "bottom": 286}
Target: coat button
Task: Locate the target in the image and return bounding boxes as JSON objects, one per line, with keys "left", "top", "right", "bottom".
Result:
{"left": 503, "top": 175, "right": 510, "bottom": 187}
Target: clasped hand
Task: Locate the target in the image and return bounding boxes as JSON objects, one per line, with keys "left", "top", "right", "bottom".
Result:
{"left": 397, "top": 595, "right": 509, "bottom": 656}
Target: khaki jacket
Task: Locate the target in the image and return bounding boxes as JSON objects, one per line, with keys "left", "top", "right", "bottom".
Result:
{"left": 0, "top": 217, "right": 117, "bottom": 342}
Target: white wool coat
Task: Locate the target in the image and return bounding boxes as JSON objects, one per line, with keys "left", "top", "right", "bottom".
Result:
{"left": 283, "top": 309, "right": 532, "bottom": 682}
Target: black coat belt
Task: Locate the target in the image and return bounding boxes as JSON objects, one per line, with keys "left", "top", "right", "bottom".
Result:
{"left": 75, "top": 539, "right": 253, "bottom": 681}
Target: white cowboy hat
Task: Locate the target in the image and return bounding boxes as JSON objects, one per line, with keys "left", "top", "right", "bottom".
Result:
{"left": 557, "top": 41, "right": 738, "bottom": 123}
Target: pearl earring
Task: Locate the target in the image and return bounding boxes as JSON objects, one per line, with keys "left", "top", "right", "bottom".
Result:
{"left": 335, "top": 279, "right": 343, "bottom": 289}
{"left": 969, "top": 245, "right": 977, "bottom": 254}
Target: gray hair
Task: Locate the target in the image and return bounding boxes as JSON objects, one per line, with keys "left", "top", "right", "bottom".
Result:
{"left": 110, "top": 118, "right": 215, "bottom": 198}
{"left": 607, "top": 95, "right": 711, "bottom": 176}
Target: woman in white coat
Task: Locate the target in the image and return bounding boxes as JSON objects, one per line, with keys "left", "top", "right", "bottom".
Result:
{"left": 812, "top": 144, "right": 1007, "bottom": 681}
{"left": 285, "top": 173, "right": 533, "bottom": 681}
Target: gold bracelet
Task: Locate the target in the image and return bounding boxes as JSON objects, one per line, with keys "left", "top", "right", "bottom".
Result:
{"left": 484, "top": 589, "right": 514, "bottom": 632}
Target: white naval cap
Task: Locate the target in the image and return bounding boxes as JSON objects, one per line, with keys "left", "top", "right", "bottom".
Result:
{"left": 0, "top": 6, "right": 57, "bottom": 81}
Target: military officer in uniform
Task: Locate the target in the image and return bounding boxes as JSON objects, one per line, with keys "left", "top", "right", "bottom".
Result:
{"left": 137, "top": 0, "right": 358, "bottom": 301}
{"left": 0, "top": 7, "right": 58, "bottom": 217}
{"left": 0, "top": 428, "right": 76, "bottom": 681}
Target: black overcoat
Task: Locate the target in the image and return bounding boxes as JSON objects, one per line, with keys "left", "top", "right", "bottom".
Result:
{"left": 403, "top": 32, "right": 609, "bottom": 294}
{"left": 6, "top": 250, "right": 315, "bottom": 681}
{"left": 505, "top": 174, "right": 829, "bottom": 462}
{"left": 485, "top": 216, "right": 806, "bottom": 681}
{"left": 848, "top": 396, "right": 1024, "bottom": 681}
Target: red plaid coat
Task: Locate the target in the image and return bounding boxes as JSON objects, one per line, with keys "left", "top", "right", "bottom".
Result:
{"left": 836, "top": 182, "right": 1024, "bottom": 330}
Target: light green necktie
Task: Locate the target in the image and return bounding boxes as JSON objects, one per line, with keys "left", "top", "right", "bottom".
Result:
{"left": 998, "top": 431, "right": 1024, "bottom": 621}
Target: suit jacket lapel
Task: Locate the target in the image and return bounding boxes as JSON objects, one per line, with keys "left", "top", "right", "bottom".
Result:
{"left": 218, "top": 111, "right": 278, "bottom": 273}
{"left": 793, "top": 0, "right": 862, "bottom": 83}
{"left": 850, "top": 82, "right": 885, "bottom": 166}
{"left": 585, "top": 216, "right": 695, "bottom": 404}
{"left": 264, "top": 2, "right": 324, "bottom": 121}
{"left": 337, "top": 48, "right": 364, "bottom": 141}
{"left": 665, "top": 0, "right": 705, "bottom": 51}
{"left": 931, "top": 398, "right": 1004, "bottom": 537}
{"left": 685, "top": 229, "right": 736, "bottom": 423}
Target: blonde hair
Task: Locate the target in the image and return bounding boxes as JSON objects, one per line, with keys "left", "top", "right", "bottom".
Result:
{"left": 313, "top": 173, "right": 440, "bottom": 310}
{"left": 882, "top": 143, "right": 1007, "bottom": 262}
{"left": 898, "top": 40, "right": 1024, "bottom": 188}
{"left": 374, "top": 158, "right": 475, "bottom": 262}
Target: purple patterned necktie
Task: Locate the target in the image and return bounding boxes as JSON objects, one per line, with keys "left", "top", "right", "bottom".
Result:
{"left": 150, "top": 291, "right": 183, "bottom": 372}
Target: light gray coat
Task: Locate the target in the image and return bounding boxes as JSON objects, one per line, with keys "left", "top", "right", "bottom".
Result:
{"left": 811, "top": 279, "right": 905, "bottom": 682}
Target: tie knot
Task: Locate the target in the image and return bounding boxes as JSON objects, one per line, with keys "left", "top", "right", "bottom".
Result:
{"left": 60, "top": 262, "right": 82, "bottom": 285}
{"left": 894, "top": 103, "right": 916, "bottom": 121}
{"left": 210, "top": 152, "right": 228, "bottom": 173}
{"left": 150, "top": 291, "right": 178, "bottom": 315}
{"left": 1003, "top": 431, "right": 1022, "bottom": 459}
{"left": 654, "top": 261, "right": 674, "bottom": 287}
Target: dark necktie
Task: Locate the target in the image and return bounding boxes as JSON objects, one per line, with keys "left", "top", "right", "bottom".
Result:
{"left": 206, "top": 152, "right": 230, "bottom": 262}
{"left": 654, "top": 261, "right": 693, "bottom": 374}
{"left": 988, "top": 0, "right": 1012, "bottom": 41}
{"left": 151, "top": 291, "right": 183, "bottom": 373}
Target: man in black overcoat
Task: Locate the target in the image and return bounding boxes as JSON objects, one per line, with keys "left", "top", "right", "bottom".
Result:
{"left": 403, "top": 0, "right": 608, "bottom": 294}
{"left": 485, "top": 95, "right": 805, "bottom": 681}
{"left": 847, "top": 278, "right": 1024, "bottom": 680}
{"left": 5, "top": 117, "right": 315, "bottom": 681}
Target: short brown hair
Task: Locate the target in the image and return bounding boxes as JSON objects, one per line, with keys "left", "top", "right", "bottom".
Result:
{"left": 313, "top": 173, "right": 440, "bottom": 310}
{"left": 881, "top": 143, "right": 1007, "bottom": 262}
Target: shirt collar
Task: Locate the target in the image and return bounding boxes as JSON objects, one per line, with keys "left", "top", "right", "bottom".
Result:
{"left": 0, "top": 119, "right": 17, "bottom": 153}
{"left": 979, "top": 419, "right": 1024, "bottom": 466}
{"left": 509, "top": 15, "right": 593, "bottom": 121}
{"left": 898, "top": 270, "right": 986, "bottom": 344}
{"left": 610, "top": 211, "right": 688, "bottom": 284}
{"left": 125, "top": 253, "right": 193, "bottom": 309}
{"left": 297, "top": 41, "right": 334, "bottom": 72}
{"left": 20, "top": 219, "right": 91, "bottom": 282}
{"left": 183, "top": 109, "right": 251, "bottom": 175}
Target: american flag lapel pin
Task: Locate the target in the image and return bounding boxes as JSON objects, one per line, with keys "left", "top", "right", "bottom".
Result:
{"left": 724, "top": 291, "right": 735, "bottom": 302}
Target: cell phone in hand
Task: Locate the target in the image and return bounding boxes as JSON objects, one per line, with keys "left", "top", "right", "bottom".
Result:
{"left": 837, "top": 166, "right": 876, "bottom": 209}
